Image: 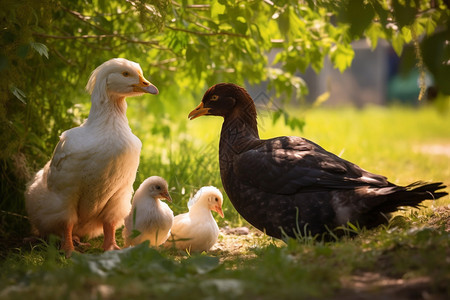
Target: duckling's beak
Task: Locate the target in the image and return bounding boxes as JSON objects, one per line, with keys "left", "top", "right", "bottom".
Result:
{"left": 188, "top": 102, "right": 210, "bottom": 120}
{"left": 159, "top": 191, "right": 172, "bottom": 202}
{"left": 133, "top": 75, "right": 159, "bottom": 95}
{"left": 213, "top": 205, "right": 224, "bottom": 218}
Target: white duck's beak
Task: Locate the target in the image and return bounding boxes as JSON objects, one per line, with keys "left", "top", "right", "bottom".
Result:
{"left": 133, "top": 75, "right": 159, "bottom": 95}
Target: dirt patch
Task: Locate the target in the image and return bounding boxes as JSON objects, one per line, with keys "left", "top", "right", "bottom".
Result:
{"left": 427, "top": 205, "right": 450, "bottom": 232}
{"left": 209, "top": 226, "right": 278, "bottom": 261}
{"left": 338, "top": 273, "right": 445, "bottom": 300}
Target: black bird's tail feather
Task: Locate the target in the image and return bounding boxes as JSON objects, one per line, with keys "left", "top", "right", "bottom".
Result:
{"left": 380, "top": 181, "right": 448, "bottom": 214}
{"left": 355, "top": 181, "right": 448, "bottom": 230}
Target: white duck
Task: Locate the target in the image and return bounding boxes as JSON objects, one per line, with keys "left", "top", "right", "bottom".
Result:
{"left": 25, "top": 58, "right": 158, "bottom": 256}
{"left": 165, "top": 186, "right": 224, "bottom": 252}
{"left": 122, "top": 176, "right": 173, "bottom": 247}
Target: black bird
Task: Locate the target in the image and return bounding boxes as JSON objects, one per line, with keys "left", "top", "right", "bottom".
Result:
{"left": 188, "top": 83, "right": 448, "bottom": 239}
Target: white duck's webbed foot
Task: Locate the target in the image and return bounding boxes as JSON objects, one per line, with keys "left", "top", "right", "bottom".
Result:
{"left": 72, "top": 235, "right": 91, "bottom": 247}
{"left": 102, "top": 222, "right": 121, "bottom": 251}
{"left": 61, "top": 223, "right": 75, "bottom": 258}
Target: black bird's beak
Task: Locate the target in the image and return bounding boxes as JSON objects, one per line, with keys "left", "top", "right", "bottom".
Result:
{"left": 188, "top": 102, "right": 210, "bottom": 120}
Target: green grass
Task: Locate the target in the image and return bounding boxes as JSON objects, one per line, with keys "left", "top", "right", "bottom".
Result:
{"left": 1, "top": 105, "right": 449, "bottom": 299}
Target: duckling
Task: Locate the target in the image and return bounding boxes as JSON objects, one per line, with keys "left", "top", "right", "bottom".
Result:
{"left": 166, "top": 186, "right": 224, "bottom": 252}
{"left": 123, "top": 176, "right": 173, "bottom": 247}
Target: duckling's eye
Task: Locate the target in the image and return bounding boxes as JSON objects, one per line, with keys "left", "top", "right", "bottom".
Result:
{"left": 210, "top": 95, "right": 219, "bottom": 101}
{"left": 215, "top": 197, "right": 218, "bottom": 202}
{"left": 122, "top": 71, "right": 130, "bottom": 77}
{"left": 156, "top": 185, "right": 161, "bottom": 190}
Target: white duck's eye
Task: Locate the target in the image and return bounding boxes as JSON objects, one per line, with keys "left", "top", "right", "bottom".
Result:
{"left": 122, "top": 71, "right": 130, "bottom": 77}
{"left": 210, "top": 95, "right": 219, "bottom": 101}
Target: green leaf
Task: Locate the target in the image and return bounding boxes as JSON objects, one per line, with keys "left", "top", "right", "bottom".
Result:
{"left": 330, "top": 44, "right": 354, "bottom": 72}
{"left": 391, "top": 32, "right": 404, "bottom": 56}
{"left": 72, "top": 243, "right": 174, "bottom": 277}
{"left": 182, "top": 255, "right": 220, "bottom": 275}
{"left": 340, "top": 0, "right": 375, "bottom": 38}
{"left": 277, "top": 7, "right": 290, "bottom": 34}
{"left": 272, "top": 108, "right": 282, "bottom": 125}
{"left": 211, "top": 1, "right": 225, "bottom": 19}
{"left": 401, "top": 27, "right": 412, "bottom": 44}
{"left": 286, "top": 116, "right": 305, "bottom": 132}
{"left": 365, "top": 23, "right": 382, "bottom": 49}
{"left": 424, "top": 15, "right": 437, "bottom": 35}
{"left": 371, "top": 0, "right": 389, "bottom": 27}
{"left": 233, "top": 19, "right": 248, "bottom": 35}
{"left": 130, "top": 229, "right": 141, "bottom": 239}
{"left": 10, "top": 85, "right": 27, "bottom": 104}
{"left": 73, "top": 249, "right": 122, "bottom": 277}
{"left": 129, "top": 207, "right": 141, "bottom": 239}
{"left": 30, "top": 42, "right": 49, "bottom": 59}
{"left": 392, "top": 0, "right": 417, "bottom": 27}
{"left": 186, "top": 44, "right": 198, "bottom": 62}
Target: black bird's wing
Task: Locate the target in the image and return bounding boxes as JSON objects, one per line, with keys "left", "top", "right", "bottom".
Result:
{"left": 234, "top": 136, "right": 389, "bottom": 195}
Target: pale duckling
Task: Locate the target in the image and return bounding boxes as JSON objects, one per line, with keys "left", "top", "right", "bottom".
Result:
{"left": 123, "top": 176, "right": 173, "bottom": 247}
{"left": 166, "top": 186, "right": 224, "bottom": 252}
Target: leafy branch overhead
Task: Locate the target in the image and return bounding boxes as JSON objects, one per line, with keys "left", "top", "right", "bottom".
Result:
{"left": 3, "top": 1, "right": 449, "bottom": 101}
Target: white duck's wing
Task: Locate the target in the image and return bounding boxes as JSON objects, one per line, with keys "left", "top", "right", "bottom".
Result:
{"left": 123, "top": 205, "right": 151, "bottom": 246}
{"left": 46, "top": 128, "right": 94, "bottom": 192}
{"left": 171, "top": 212, "right": 219, "bottom": 251}
{"left": 48, "top": 136, "right": 67, "bottom": 173}
{"left": 170, "top": 213, "right": 193, "bottom": 238}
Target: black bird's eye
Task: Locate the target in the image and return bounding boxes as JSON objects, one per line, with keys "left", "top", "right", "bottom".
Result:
{"left": 210, "top": 95, "right": 219, "bottom": 101}
{"left": 122, "top": 71, "right": 130, "bottom": 77}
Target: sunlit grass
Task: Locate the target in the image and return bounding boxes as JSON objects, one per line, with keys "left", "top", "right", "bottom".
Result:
{"left": 2, "top": 104, "right": 449, "bottom": 299}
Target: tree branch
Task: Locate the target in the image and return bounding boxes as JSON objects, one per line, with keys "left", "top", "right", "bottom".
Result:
{"left": 33, "top": 32, "right": 160, "bottom": 46}
{"left": 166, "top": 26, "right": 248, "bottom": 38}
{"left": 186, "top": 4, "right": 210, "bottom": 9}
{"left": 59, "top": 5, "right": 110, "bottom": 34}
{"left": 49, "top": 45, "right": 75, "bottom": 66}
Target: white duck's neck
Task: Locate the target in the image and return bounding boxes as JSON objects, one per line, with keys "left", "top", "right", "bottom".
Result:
{"left": 85, "top": 90, "right": 129, "bottom": 127}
